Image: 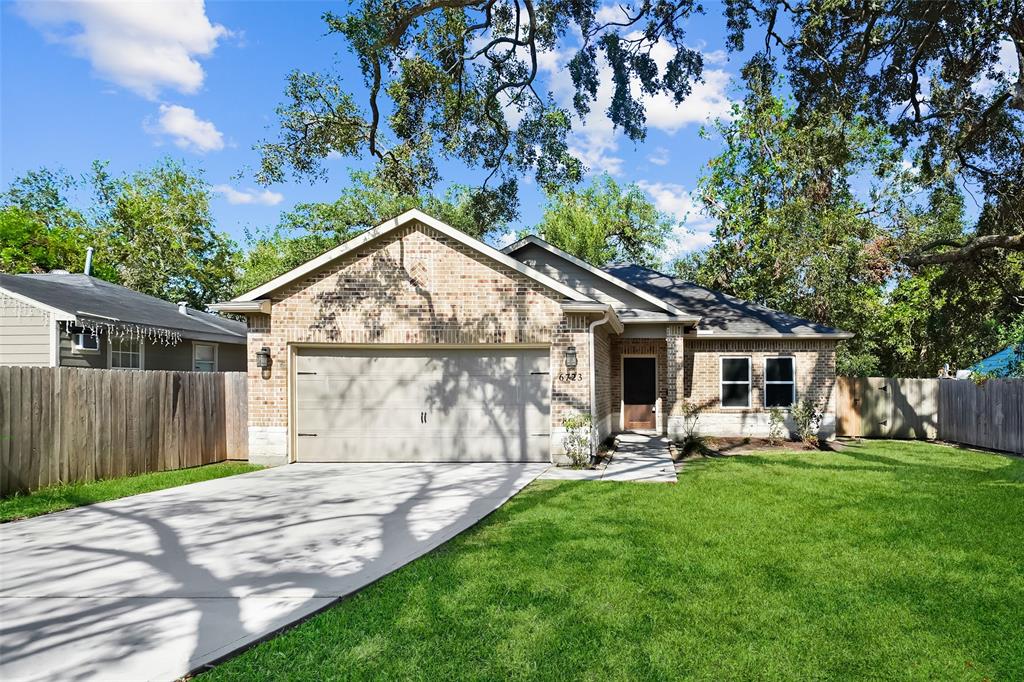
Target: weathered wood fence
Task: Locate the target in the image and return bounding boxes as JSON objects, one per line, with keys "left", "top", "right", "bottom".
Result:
{"left": 0, "top": 366, "right": 248, "bottom": 497}
{"left": 837, "top": 376, "right": 1023, "bottom": 454}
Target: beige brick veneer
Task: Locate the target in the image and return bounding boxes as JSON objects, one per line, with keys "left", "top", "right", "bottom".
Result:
{"left": 244, "top": 222, "right": 598, "bottom": 462}
{"left": 610, "top": 336, "right": 669, "bottom": 433}
{"left": 665, "top": 337, "right": 839, "bottom": 440}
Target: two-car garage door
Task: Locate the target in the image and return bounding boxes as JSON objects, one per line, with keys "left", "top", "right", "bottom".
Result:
{"left": 294, "top": 347, "right": 551, "bottom": 462}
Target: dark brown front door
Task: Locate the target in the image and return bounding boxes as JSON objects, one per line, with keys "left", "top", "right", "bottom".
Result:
{"left": 623, "top": 357, "right": 657, "bottom": 430}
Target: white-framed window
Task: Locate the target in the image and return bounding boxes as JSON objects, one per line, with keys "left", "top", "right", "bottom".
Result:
{"left": 193, "top": 343, "right": 217, "bottom": 372}
{"left": 72, "top": 332, "right": 100, "bottom": 354}
{"left": 764, "top": 356, "right": 796, "bottom": 408}
{"left": 109, "top": 337, "right": 143, "bottom": 369}
{"left": 720, "top": 356, "right": 752, "bottom": 408}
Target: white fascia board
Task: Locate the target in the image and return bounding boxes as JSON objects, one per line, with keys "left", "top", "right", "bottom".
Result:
{"left": 503, "top": 235, "right": 691, "bottom": 317}
{"left": 232, "top": 209, "right": 593, "bottom": 303}
{"left": 0, "top": 286, "right": 75, "bottom": 320}
{"left": 621, "top": 316, "right": 701, "bottom": 324}
{"left": 209, "top": 300, "right": 272, "bottom": 314}
{"left": 561, "top": 302, "right": 624, "bottom": 334}
{"left": 686, "top": 332, "right": 855, "bottom": 340}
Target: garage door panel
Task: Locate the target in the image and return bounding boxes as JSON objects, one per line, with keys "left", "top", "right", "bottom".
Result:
{"left": 298, "top": 377, "right": 543, "bottom": 409}
{"left": 294, "top": 346, "right": 551, "bottom": 462}
{"left": 298, "top": 433, "right": 550, "bottom": 463}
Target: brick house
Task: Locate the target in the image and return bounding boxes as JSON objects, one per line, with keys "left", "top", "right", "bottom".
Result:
{"left": 213, "top": 210, "right": 851, "bottom": 466}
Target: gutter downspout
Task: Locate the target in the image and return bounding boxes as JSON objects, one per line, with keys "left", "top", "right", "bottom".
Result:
{"left": 588, "top": 307, "right": 613, "bottom": 461}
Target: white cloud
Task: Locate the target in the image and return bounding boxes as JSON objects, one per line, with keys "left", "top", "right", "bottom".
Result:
{"left": 703, "top": 49, "right": 729, "bottom": 66}
{"left": 149, "top": 104, "right": 224, "bottom": 152}
{"left": 490, "top": 230, "right": 519, "bottom": 249}
{"left": 212, "top": 184, "right": 284, "bottom": 206}
{"left": 974, "top": 40, "right": 1019, "bottom": 96}
{"left": 15, "top": 0, "right": 227, "bottom": 99}
{"left": 637, "top": 180, "right": 717, "bottom": 260}
{"left": 648, "top": 147, "right": 670, "bottom": 166}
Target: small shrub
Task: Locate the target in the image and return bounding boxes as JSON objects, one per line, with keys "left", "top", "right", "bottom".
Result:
{"left": 562, "top": 413, "right": 592, "bottom": 467}
{"left": 676, "top": 401, "right": 711, "bottom": 457}
{"left": 790, "top": 400, "right": 823, "bottom": 446}
{"left": 767, "top": 407, "right": 785, "bottom": 446}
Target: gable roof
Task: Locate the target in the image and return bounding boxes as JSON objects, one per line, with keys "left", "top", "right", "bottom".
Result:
{"left": 0, "top": 272, "right": 247, "bottom": 344}
{"left": 502, "top": 235, "right": 693, "bottom": 318}
{"left": 604, "top": 264, "right": 853, "bottom": 338}
{"left": 229, "top": 209, "right": 594, "bottom": 304}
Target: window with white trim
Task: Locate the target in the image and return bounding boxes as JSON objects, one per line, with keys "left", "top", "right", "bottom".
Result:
{"left": 193, "top": 343, "right": 217, "bottom": 372}
{"left": 72, "top": 332, "right": 100, "bottom": 353}
{"left": 110, "top": 337, "right": 142, "bottom": 369}
{"left": 720, "top": 357, "right": 751, "bottom": 408}
{"left": 764, "top": 357, "right": 796, "bottom": 407}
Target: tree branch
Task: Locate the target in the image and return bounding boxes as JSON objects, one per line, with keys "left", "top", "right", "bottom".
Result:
{"left": 903, "top": 233, "right": 1024, "bottom": 266}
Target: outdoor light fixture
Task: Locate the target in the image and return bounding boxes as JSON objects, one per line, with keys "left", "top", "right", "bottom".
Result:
{"left": 565, "top": 346, "right": 578, "bottom": 370}
{"left": 255, "top": 347, "right": 271, "bottom": 369}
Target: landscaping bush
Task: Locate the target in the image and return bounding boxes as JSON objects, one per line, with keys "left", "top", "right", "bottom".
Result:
{"left": 768, "top": 407, "right": 785, "bottom": 446}
{"left": 790, "top": 400, "right": 823, "bottom": 446}
{"left": 561, "top": 413, "right": 592, "bottom": 467}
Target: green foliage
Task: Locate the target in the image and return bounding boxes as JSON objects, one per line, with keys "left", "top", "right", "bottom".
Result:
{"left": 724, "top": 1, "right": 1024, "bottom": 248}
{"left": 560, "top": 413, "right": 592, "bottom": 468}
{"left": 767, "top": 407, "right": 785, "bottom": 446}
{"left": 0, "top": 207, "right": 93, "bottom": 276}
{"left": 258, "top": 1, "right": 710, "bottom": 222}
{"left": 684, "top": 85, "right": 1023, "bottom": 376}
{"left": 535, "top": 175, "right": 673, "bottom": 267}
{"left": 0, "top": 462, "right": 261, "bottom": 522}
{"left": 1, "top": 160, "right": 239, "bottom": 308}
{"left": 790, "top": 400, "right": 823, "bottom": 446}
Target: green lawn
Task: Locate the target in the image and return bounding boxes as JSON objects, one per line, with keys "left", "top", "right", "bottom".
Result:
{"left": 204, "top": 441, "right": 1024, "bottom": 681}
{"left": 0, "top": 462, "right": 262, "bottom": 522}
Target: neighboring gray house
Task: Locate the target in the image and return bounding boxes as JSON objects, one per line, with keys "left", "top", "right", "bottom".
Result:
{"left": 0, "top": 272, "right": 246, "bottom": 371}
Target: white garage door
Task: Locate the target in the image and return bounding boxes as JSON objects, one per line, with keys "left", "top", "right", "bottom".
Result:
{"left": 294, "top": 347, "right": 551, "bottom": 462}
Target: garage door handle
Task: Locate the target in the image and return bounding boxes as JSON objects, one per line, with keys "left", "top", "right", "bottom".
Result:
{"left": 297, "top": 433, "right": 318, "bottom": 437}
{"left": 297, "top": 371, "right": 317, "bottom": 375}
{"left": 421, "top": 412, "right": 426, "bottom": 423}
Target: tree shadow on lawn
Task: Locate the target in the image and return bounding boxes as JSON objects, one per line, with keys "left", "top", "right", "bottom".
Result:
{"left": 207, "top": 467, "right": 1024, "bottom": 681}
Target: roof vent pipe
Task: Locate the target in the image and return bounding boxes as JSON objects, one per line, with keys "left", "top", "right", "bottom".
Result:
{"left": 84, "top": 247, "right": 94, "bottom": 276}
{"left": 178, "top": 301, "right": 188, "bottom": 315}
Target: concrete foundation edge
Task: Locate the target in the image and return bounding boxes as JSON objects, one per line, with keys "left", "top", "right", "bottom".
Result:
{"left": 249, "top": 426, "right": 289, "bottom": 467}
{"left": 667, "top": 413, "right": 837, "bottom": 441}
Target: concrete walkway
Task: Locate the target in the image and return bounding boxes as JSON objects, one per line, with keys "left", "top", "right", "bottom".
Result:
{"left": 0, "top": 462, "right": 546, "bottom": 682}
{"left": 540, "top": 432, "right": 676, "bottom": 483}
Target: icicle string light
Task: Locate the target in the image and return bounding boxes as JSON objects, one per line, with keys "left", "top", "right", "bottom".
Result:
{"left": 60, "top": 319, "right": 182, "bottom": 346}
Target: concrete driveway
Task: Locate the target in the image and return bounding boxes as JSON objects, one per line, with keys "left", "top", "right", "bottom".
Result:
{"left": 0, "top": 462, "right": 546, "bottom": 681}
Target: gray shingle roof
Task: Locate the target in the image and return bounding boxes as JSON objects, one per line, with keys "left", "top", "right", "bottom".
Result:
{"left": 604, "top": 264, "right": 850, "bottom": 337}
{"left": 0, "top": 273, "right": 247, "bottom": 344}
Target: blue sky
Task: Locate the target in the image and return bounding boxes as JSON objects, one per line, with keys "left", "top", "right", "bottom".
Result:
{"left": 1, "top": 1, "right": 747, "bottom": 261}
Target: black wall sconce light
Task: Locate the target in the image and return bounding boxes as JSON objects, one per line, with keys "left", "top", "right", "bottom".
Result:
{"left": 256, "top": 346, "right": 272, "bottom": 377}
{"left": 559, "top": 345, "right": 582, "bottom": 382}
{"left": 565, "top": 345, "right": 578, "bottom": 370}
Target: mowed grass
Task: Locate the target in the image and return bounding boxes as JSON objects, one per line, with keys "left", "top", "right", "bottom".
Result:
{"left": 204, "top": 441, "right": 1024, "bottom": 681}
{"left": 0, "top": 461, "right": 262, "bottom": 522}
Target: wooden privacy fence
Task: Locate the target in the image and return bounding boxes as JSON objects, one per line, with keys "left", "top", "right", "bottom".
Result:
{"left": 837, "top": 376, "right": 1023, "bottom": 454}
{"left": 0, "top": 366, "right": 248, "bottom": 497}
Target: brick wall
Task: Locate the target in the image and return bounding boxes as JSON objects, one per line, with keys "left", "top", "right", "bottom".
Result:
{"left": 667, "top": 337, "right": 839, "bottom": 440}
{"left": 609, "top": 336, "right": 668, "bottom": 432}
{"left": 682, "top": 338, "right": 837, "bottom": 413}
{"left": 244, "top": 222, "right": 597, "bottom": 460}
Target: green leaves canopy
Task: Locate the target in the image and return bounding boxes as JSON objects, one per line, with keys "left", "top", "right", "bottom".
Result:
{"left": 535, "top": 175, "right": 673, "bottom": 267}
{"left": 256, "top": 1, "right": 709, "bottom": 225}
{"left": 1, "top": 160, "right": 238, "bottom": 309}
